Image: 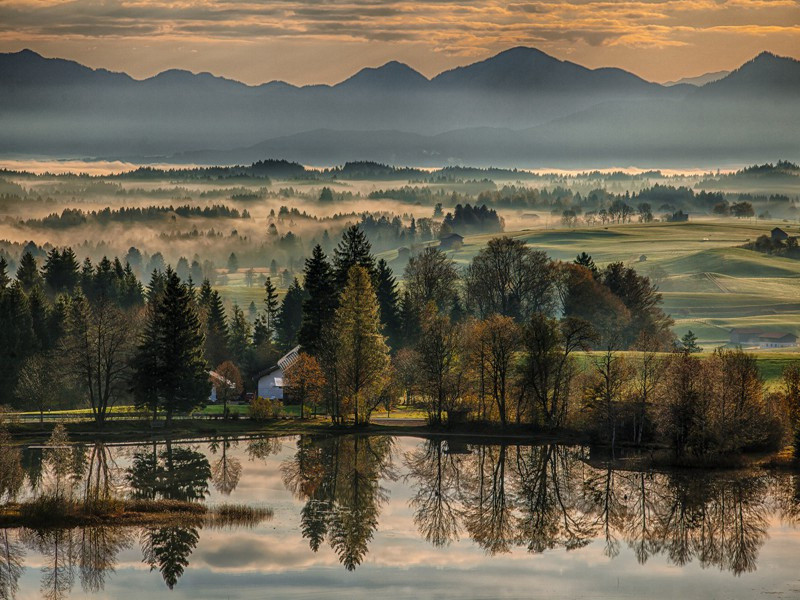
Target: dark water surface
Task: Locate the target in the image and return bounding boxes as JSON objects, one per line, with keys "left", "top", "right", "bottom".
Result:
{"left": 2, "top": 434, "right": 800, "bottom": 599}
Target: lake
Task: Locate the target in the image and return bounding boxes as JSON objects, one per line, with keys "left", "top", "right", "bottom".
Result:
{"left": 2, "top": 434, "right": 800, "bottom": 599}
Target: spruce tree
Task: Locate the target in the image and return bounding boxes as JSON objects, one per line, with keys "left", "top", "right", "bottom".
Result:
{"left": 228, "top": 303, "right": 251, "bottom": 366}
{"left": 333, "top": 225, "right": 376, "bottom": 290}
{"left": 298, "top": 245, "right": 336, "bottom": 355}
{"left": 375, "top": 259, "right": 401, "bottom": 349}
{"left": 263, "top": 277, "right": 279, "bottom": 332}
{"left": 0, "top": 283, "right": 35, "bottom": 404}
{"left": 155, "top": 268, "right": 210, "bottom": 423}
{"left": 0, "top": 256, "right": 10, "bottom": 290}
{"left": 276, "top": 278, "right": 305, "bottom": 351}
{"left": 15, "top": 251, "right": 42, "bottom": 293}
{"left": 204, "top": 289, "right": 230, "bottom": 367}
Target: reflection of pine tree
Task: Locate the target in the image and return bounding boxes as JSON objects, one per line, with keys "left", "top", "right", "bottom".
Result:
{"left": 141, "top": 526, "right": 200, "bottom": 590}
{"left": 127, "top": 442, "right": 211, "bottom": 502}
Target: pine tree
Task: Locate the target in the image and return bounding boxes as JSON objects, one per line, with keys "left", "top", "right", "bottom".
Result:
{"left": 15, "top": 251, "right": 42, "bottom": 293}
{"left": 154, "top": 269, "right": 210, "bottom": 423}
{"left": 263, "top": 277, "right": 279, "bottom": 332}
{"left": 0, "top": 256, "right": 10, "bottom": 290}
{"left": 298, "top": 245, "right": 336, "bottom": 355}
{"left": 0, "top": 284, "right": 35, "bottom": 404}
{"left": 330, "top": 266, "right": 390, "bottom": 425}
{"left": 131, "top": 295, "right": 162, "bottom": 420}
{"left": 204, "top": 289, "right": 230, "bottom": 367}
{"left": 276, "top": 278, "right": 305, "bottom": 351}
{"left": 228, "top": 303, "right": 251, "bottom": 366}
{"left": 333, "top": 225, "right": 376, "bottom": 290}
{"left": 375, "top": 259, "right": 401, "bottom": 350}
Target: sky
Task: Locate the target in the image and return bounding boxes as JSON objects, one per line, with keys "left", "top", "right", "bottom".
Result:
{"left": 0, "top": 0, "right": 798, "bottom": 85}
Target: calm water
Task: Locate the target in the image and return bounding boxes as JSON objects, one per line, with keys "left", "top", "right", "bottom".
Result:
{"left": 3, "top": 434, "right": 800, "bottom": 600}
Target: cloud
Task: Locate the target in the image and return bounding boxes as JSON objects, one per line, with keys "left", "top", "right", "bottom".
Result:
{"left": 0, "top": 0, "right": 796, "bottom": 51}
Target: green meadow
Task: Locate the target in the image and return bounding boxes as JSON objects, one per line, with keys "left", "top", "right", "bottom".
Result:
{"left": 452, "top": 218, "right": 800, "bottom": 347}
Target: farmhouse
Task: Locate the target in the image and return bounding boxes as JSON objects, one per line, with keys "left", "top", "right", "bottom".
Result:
{"left": 439, "top": 233, "right": 464, "bottom": 251}
{"left": 255, "top": 345, "right": 300, "bottom": 399}
{"left": 771, "top": 227, "right": 789, "bottom": 241}
{"left": 729, "top": 328, "right": 797, "bottom": 348}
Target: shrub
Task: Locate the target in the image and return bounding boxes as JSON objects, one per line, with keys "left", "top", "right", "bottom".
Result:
{"left": 249, "top": 397, "right": 281, "bottom": 421}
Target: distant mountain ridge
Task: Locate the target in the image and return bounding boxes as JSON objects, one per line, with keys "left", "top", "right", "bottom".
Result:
{"left": 0, "top": 47, "right": 797, "bottom": 166}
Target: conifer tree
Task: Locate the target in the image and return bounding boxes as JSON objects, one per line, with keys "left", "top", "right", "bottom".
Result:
{"left": 15, "top": 251, "right": 42, "bottom": 293}
{"left": 374, "top": 259, "right": 401, "bottom": 349}
{"left": 131, "top": 268, "right": 210, "bottom": 424}
{"left": 0, "top": 256, "right": 10, "bottom": 290}
{"left": 228, "top": 303, "right": 251, "bottom": 366}
{"left": 298, "top": 245, "right": 336, "bottom": 355}
{"left": 333, "top": 225, "right": 376, "bottom": 290}
{"left": 276, "top": 278, "right": 305, "bottom": 351}
{"left": 263, "top": 277, "right": 279, "bottom": 332}
{"left": 204, "top": 289, "right": 230, "bottom": 368}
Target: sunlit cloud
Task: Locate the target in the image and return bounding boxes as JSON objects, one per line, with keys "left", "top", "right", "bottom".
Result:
{"left": 0, "top": 0, "right": 797, "bottom": 83}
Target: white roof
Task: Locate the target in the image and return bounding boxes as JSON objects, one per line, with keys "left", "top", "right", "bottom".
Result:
{"left": 277, "top": 345, "right": 301, "bottom": 371}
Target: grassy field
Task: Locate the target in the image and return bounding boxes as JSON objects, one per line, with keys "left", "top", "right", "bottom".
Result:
{"left": 452, "top": 218, "right": 800, "bottom": 345}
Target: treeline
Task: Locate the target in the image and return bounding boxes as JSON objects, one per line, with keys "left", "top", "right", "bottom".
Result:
{"left": 23, "top": 204, "right": 249, "bottom": 229}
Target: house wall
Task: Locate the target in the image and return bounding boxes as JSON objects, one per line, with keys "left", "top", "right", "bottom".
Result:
{"left": 257, "top": 368, "right": 284, "bottom": 399}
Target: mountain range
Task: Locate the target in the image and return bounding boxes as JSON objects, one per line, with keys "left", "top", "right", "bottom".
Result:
{"left": 0, "top": 47, "right": 797, "bottom": 167}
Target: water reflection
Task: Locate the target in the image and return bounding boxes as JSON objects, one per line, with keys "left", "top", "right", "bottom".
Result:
{"left": 282, "top": 436, "right": 395, "bottom": 570}
{"left": 0, "top": 434, "right": 798, "bottom": 598}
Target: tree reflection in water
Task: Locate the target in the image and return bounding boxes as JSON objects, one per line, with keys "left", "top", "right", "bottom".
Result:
{"left": 400, "top": 439, "right": 772, "bottom": 576}
{"left": 282, "top": 435, "right": 395, "bottom": 570}
{"left": 128, "top": 440, "right": 210, "bottom": 589}
{"left": 0, "top": 435, "right": 797, "bottom": 598}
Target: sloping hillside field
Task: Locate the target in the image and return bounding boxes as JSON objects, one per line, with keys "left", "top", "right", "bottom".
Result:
{"left": 453, "top": 220, "right": 800, "bottom": 347}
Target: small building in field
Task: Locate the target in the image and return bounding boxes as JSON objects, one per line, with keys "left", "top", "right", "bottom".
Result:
{"left": 255, "top": 345, "right": 300, "bottom": 400}
{"left": 756, "top": 332, "right": 797, "bottom": 348}
{"left": 771, "top": 227, "right": 789, "bottom": 241}
{"left": 439, "top": 233, "right": 464, "bottom": 251}
{"left": 729, "top": 328, "right": 797, "bottom": 348}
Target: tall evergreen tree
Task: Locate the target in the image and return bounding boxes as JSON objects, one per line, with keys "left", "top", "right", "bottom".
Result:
{"left": 15, "top": 252, "right": 42, "bottom": 293}
{"left": 298, "top": 245, "right": 336, "bottom": 355}
{"left": 228, "top": 303, "right": 251, "bottom": 366}
{"left": 333, "top": 225, "right": 376, "bottom": 290}
{"left": 0, "top": 284, "right": 35, "bottom": 404}
{"left": 204, "top": 289, "right": 230, "bottom": 368}
{"left": 0, "top": 256, "right": 10, "bottom": 290}
{"left": 131, "top": 269, "right": 210, "bottom": 424}
{"left": 374, "top": 259, "right": 401, "bottom": 350}
{"left": 276, "top": 278, "right": 305, "bottom": 351}
{"left": 263, "top": 277, "right": 279, "bottom": 333}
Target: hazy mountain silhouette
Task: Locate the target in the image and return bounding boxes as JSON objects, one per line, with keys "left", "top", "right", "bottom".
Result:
{"left": 663, "top": 70, "right": 729, "bottom": 87}
{"left": 0, "top": 47, "right": 797, "bottom": 166}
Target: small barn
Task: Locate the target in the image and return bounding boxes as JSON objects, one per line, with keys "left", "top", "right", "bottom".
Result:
{"left": 439, "top": 233, "right": 464, "bottom": 251}
{"left": 729, "top": 328, "right": 797, "bottom": 348}
{"left": 771, "top": 227, "right": 789, "bottom": 241}
{"left": 255, "top": 345, "right": 300, "bottom": 400}
{"left": 756, "top": 332, "right": 797, "bottom": 348}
